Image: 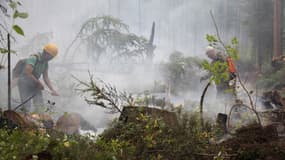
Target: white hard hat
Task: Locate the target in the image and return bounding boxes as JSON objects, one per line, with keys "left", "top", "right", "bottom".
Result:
{"left": 205, "top": 46, "right": 215, "bottom": 53}
{"left": 205, "top": 46, "right": 217, "bottom": 59}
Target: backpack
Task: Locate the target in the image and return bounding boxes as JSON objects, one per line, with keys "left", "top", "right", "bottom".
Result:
{"left": 12, "top": 54, "right": 39, "bottom": 79}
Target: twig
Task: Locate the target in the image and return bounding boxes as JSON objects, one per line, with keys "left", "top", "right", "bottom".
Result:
{"left": 209, "top": 11, "right": 227, "bottom": 52}
{"left": 255, "top": 83, "right": 258, "bottom": 110}
{"left": 73, "top": 73, "right": 123, "bottom": 114}
{"left": 236, "top": 73, "right": 262, "bottom": 126}
{"left": 236, "top": 73, "right": 254, "bottom": 109}
{"left": 227, "top": 103, "right": 261, "bottom": 130}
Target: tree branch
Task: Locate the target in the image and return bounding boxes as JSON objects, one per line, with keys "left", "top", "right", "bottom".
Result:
{"left": 209, "top": 10, "right": 227, "bottom": 52}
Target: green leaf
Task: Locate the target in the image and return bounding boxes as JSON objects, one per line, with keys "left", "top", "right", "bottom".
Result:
{"left": 13, "top": 11, "right": 28, "bottom": 19}
{"left": 201, "top": 60, "right": 210, "bottom": 70}
{"left": 0, "top": 48, "right": 16, "bottom": 54}
{"left": 13, "top": 25, "right": 24, "bottom": 36}
{"left": 206, "top": 34, "right": 218, "bottom": 43}
{"left": 0, "top": 48, "right": 9, "bottom": 54}
{"left": 9, "top": 2, "right": 17, "bottom": 10}
{"left": 231, "top": 37, "right": 239, "bottom": 45}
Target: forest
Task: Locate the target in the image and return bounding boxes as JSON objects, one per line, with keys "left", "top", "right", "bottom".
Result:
{"left": 0, "top": 0, "right": 285, "bottom": 159}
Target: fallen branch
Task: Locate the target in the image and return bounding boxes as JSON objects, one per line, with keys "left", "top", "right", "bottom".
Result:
{"left": 73, "top": 73, "right": 134, "bottom": 114}
{"left": 209, "top": 11, "right": 226, "bottom": 52}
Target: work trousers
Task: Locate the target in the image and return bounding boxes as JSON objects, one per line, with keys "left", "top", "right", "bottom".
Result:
{"left": 17, "top": 77, "right": 43, "bottom": 112}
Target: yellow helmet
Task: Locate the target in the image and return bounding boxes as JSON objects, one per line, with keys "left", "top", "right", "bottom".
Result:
{"left": 43, "top": 43, "right": 58, "bottom": 57}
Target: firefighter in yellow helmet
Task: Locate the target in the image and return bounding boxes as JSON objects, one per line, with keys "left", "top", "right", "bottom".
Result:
{"left": 17, "top": 43, "right": 59, "bottom": 112}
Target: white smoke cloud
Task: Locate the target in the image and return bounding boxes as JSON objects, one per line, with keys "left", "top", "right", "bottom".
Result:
{"left": 0, "top": 0, "right": 251, "bottom": 128}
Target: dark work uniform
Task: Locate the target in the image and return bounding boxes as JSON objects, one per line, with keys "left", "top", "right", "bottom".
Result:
{"left": 205, "top": 53, "right": 236, "bottom": 100}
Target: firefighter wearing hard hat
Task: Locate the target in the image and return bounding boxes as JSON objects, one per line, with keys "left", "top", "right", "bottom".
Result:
{"left": 17, "top": 43, "right": 59, "bottom": 112}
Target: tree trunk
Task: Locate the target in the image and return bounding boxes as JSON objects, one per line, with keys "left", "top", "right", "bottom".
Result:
{"left": 274, "top": 0, "right": 282, "bottom": 57}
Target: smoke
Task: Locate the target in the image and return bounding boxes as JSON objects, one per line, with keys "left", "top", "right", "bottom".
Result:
{"left": 16, "top": 0, "right": 239, "bottom": 60}
{"left": 0, "top": 0, "right": 256, "bottom": 129}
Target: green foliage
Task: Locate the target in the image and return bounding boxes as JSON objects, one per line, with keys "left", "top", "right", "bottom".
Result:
{"left": 0, "top": 128, "right": 136, "bottom": 160}
{"left": 0, "top": 48, "right": 16, "bottom": 54}
{"left": 0, "top": 0, "right": 28, "bottom": 68}
{"left": 95, "top": 138, "right": 135, "bottom": 160}
{"left": 202, "top": 34, "right": 239, "bottom": 84}
{"left": 80, "top": 16, "right": 129, "bottom": 36}
{"left": 77, "top": 16, "right": 150, "bottom": 62}
{"left": 13, "top": 10, "right": 28, "bottom": 19}
{"left": 8, "top": 0, "right": 28, "bottom": 36}
{"left": 201, "top": 60, "right": 229, "bottom": 85}
{"left": 102, "top": 112, "right": 215, "bottom": 159}
{"left": 0, "top": 129, "right": 49, "bottom": 160}
{"left": 206, "top": 34, "right": 218, "bottom": 43}
{"left": 12, "top": 24, "right": 24, "bottom": 36}
{"left": 161, "top": 51, "right": 204, "bottom": 93}
{"left": 0, "top": 109, "right": 226, "bottom": 159}
{"left": 206, "top": 34, "right": 239, "bottom": 60}
{"left": 0, "top": 0, "right": 28, "bottom": 70}
{"left": 226, "top": 37, "right": 239, "bottom": 60}
{"left": 75, "top": 74, "right": 134, "bottom": 113}
{"left": 9, "top": 1, "right": 17, "bottom": 10}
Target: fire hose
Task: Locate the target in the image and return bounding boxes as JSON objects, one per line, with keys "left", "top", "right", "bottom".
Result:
{"left": 13, "top": 89, "right": 53, "bottom": 111}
